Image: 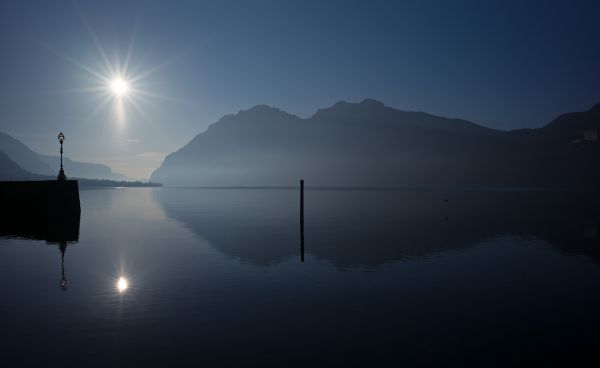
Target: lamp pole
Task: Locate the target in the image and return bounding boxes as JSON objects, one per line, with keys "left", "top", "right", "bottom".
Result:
{"left": 57, "top": 132, "right": 66, "bottom": 181}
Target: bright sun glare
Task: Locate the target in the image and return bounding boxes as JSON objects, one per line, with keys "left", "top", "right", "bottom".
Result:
{"left": 111, "top": 78, "right": 129, "bottom": 97}
{"left": 52, "top": 14, "right": 178, "bottom": 128}
{"left": 117, "top": 277, "right": 129, "bottom": 293}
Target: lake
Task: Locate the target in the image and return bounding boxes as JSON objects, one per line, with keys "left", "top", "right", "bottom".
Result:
{"left": 1, "top": 187, "right": 599, "bottom": 367}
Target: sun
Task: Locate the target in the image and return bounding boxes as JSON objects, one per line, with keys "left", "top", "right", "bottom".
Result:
{"left": 50, "top": 16, "right": 179, "bottom": 126}
{"left": 110, "top": 78, "right": 129, "bottom": 97}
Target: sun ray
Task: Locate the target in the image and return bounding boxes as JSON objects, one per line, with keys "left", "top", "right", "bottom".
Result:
{"left": 83, "top": 94, "right": 114, "bottom": 125}
{"left": 127, "top": 95, "right": 156, "bottom": 127}
{"left": 123, "top": 17, "right": 140, "bottom": 75}
{"left": 128, "top": 50, "right": 191, "bottom": 83}
{"left": 115, "top": 49, "right": 122, "bottom": 76}
{"left": 128, "top": 88, "right": 180, "bottom": 103}
{"left": 32, "top": 38, "right": 110, "bottom": 82}
{"left": 75, "top": 2, "right": 115, "bottom": 77}
{"left": 50, "top": 86, "right": 111, "bottom": 95}
{"left": 36, "top": 3, "right": 184, "bottom": 137}
{"left": 114, "top": 98, "right": 126, "bottom": 126}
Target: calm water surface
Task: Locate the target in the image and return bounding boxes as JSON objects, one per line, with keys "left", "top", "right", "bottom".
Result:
{"left": 1, "top": 188, "right": 599, "bottom": 367}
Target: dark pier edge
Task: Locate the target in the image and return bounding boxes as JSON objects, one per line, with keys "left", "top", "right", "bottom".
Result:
{"left": 0, "top": 180, "right": 81, "bottom": 243}
{"left": 0, "top": 180, "right": 81, "bottom": 215}
{"left": 0, "top": 180, "right": 81, "bottom": 292}
{"left": 0, "top": 181, "right": 81, "bottom": 242}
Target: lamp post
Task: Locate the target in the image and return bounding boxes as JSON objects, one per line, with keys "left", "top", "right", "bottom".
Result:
{"left": 57, "top": 132, "right": 66, "bottom": 181}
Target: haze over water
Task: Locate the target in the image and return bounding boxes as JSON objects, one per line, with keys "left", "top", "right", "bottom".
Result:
{"left": 1, "top": 187, "right": 599, "bottom": 366}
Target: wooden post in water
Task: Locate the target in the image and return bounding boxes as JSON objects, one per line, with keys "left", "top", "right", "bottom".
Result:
{"left": 300, "top": 179, "right": 304, "bottom": 262}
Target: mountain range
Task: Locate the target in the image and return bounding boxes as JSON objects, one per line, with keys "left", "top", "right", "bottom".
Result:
{"left": 0, "top": 150, "right": 46, "bottom": 181}
{"left": 0, "top": 131, "right": 127, "bottom": 181}
{"left": 151, "top": 99, "right": 600, "bottom": 188}
{"left": 0, "top": 150, "right": 160, "bottom": 187}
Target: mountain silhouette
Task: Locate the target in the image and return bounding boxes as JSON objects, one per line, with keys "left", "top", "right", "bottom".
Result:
{"left": 0, "top": 131, "right": 128, "bottom": 180}
{"left": 0, "top": 131, "right": 53, "bottom": 175}
{"left": 151, "top": 99, "right": 600, "bottom": 188}
{"left": 0, "top": 148, "right": 161, "bottom": 187}
{"left": 0, "top": 150, "right": 46, "bottom": 180}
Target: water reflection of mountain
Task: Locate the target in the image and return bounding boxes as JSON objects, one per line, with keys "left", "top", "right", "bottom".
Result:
{"left": 153, "top": 188, "right": 600, "bottom": 268}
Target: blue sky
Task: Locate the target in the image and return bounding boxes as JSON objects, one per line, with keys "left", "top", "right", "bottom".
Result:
{"left": 1, "top": 0, "right": 599, "bottom": 178}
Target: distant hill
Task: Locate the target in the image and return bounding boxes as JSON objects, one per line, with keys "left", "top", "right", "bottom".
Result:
{"left": 0, "top": 131, "right": 128, "bottom": 180}
{"left": 0, "top": 132, "right": 53, "bottom": 175}
{"left": 37, "top": 154, "right": 128, "bottom": 181}
{"left": 74, "top": 178, "right": 161, "bottom": 187}
{"left": 0, "top": 150, "right": 46, "bottom": 180}
{"left": 151, "top": 99, "right": 600, "bottom": 188}
{"left": 0, "top": 148, "right": 161, "bottom": 187}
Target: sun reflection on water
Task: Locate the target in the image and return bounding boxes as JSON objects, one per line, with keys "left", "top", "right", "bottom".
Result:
{"left": 117, "top": 277, "right": 129, "bottom": 293}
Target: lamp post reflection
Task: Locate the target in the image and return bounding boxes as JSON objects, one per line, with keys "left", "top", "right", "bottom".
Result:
{"left": 59, "top": 242, "right": 68, "bottom": 291}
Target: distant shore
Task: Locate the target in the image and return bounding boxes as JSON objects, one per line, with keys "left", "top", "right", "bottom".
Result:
{"left": 75, "top": 178, "right": 162, "bottom": 187}
{"left": 0, "top": 178, "right": 162, "bottom": 188}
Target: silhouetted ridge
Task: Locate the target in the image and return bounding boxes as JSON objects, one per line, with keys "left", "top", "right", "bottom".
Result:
{"left": 151, "top": 100, "right": 600, "bottom": 188}
{"left": 0, "top": 131, "right": 128, "bottom": 180}
{"left": 0, "top": 131, "right": 52, "bottom": 174}
{"left": 241, "top": 104, "right": 287, "bottom": 115}
{"left": 0, "top": 150, "right": 44, "bottom": 180}
{"left": 311, "top": 99, "right": 391, "bottom": 120}
{"left": 544, "top": 102, "right": 600, "bottom": 127}
{"left": 360, "top": 98, "right": 386, "bottom": 107}
{"left": 0, "top": 147, "right": 161, "bottom": 187}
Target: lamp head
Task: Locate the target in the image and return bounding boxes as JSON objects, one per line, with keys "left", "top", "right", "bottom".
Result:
{"left": 58, "top": 132, "right": 65, "bottom": 144}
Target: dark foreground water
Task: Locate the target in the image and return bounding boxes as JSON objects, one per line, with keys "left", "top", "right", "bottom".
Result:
{"left": 1, "top": 188, "right": 600, "bottom": 367}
